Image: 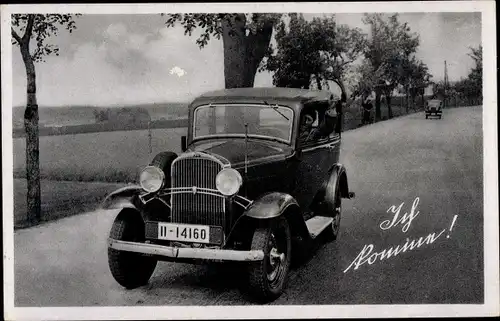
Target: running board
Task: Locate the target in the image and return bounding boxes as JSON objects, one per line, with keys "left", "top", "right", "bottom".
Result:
{"left": 305, "top": 216, "right": 333, "bottom": 239}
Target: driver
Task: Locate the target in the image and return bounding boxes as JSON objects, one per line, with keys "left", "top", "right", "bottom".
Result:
{"left": 299, "top": 105, "right": 340, "bottom": 144}
{"left": 298, "top": 110, "right": 317, "bottom": 143}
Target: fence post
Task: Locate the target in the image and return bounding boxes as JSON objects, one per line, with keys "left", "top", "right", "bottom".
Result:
{"left": 148, "top": 120, "right": 152, "bottom": 155}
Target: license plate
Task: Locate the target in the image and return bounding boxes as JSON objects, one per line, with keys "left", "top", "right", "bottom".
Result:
{"left": 158, "top": 223, "right": 210, "bottom": 244}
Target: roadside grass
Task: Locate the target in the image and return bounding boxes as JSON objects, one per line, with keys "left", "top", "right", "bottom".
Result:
{"left": 13, "top": 179, "right": 126, "bottom": 229}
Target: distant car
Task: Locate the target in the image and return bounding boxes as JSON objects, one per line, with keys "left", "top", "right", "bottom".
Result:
{"left": 425, "top": 99, "right": 443, "bottom": 119}
{"left": 102, "top": 87, "right": 355, "bottom": 303}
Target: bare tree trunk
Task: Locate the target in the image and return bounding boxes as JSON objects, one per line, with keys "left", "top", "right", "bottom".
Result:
{"left": 405, "top": 92, "right": 409, "bottom": 113}
{"left": 315, "top": 75, "right": 322, "bottom": 90}
{"left": 21, "top": 44, "right": 41, "bottom": 224}
{"left": 220, "top": 15, "right": 274, "bottom": 132}
{"left": 375, "top": 90, "right": 382, "bottom": 121}
{"left": 222, "top": 15, "right": 248, "bottom": 89}
{"left": 221, "top": 14, "right": 274, "bottom": 89}
{"left": 386, "top": 94, "right": 393, "bottom": 119}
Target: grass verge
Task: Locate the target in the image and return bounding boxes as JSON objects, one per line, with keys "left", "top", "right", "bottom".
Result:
{"left": 13, "top": 179, "right": 126, "bottom": 229}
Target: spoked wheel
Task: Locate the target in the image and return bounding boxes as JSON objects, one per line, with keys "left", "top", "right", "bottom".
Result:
{"left": 247, "top": 216, "right": 292, "bottom": 303}
{"left": 108, "top": 211, "right": 157, "bottom": 289}
{"left": 324, "top": 186, "right": 342, "bottom": 241}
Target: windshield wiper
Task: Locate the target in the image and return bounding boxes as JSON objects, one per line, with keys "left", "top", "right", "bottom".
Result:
{"left": 263, "top": 101, "right": 290, "bottom": 121}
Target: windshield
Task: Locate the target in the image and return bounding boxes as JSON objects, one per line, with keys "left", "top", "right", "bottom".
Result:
{"left": 193, "top": 104, "right": 294, "bottom": 143}
{"left": 428, "top": 100, "right": 441, "bottom": 107}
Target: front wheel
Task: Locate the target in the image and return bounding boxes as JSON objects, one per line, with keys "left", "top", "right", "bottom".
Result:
{"left": 246, "top": 217, "right": 292, "bottom": 303}
{"left": 108, "top": 212, "right": 157, "bottom": 289}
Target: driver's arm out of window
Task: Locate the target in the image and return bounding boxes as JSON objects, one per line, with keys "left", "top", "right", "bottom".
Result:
{"left": 312, "top": 108, "right": 337, "bottom": 139}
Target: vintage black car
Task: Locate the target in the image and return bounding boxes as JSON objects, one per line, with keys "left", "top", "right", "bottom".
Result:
{"left": 425, "top": 99, "right": 443, "bottom": 119}
{"left": 102, "top": 87, "right": 355, "bottom": 302}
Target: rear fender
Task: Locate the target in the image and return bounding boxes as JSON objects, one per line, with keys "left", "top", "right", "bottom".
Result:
{"left": 327, "top": 163, "right": 351, "bottom": 200}
{"left": 312, "top": 164, "right": 352, "bottom": 212}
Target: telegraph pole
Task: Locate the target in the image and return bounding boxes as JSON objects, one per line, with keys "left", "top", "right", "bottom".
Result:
{"left": 444, "top": 60, "right": 449, "bottom": 108}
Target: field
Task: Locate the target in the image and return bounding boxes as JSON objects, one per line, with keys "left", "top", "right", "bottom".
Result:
{"left": 13, "top": 127, "right": 186, "bottom": 183}
{"left": 12, "top": 102, "right": 189, "bottom": 128}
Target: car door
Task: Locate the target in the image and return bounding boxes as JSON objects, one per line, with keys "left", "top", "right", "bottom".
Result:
{"left": 293, "top": 108, "right": 332, "bottom": 212}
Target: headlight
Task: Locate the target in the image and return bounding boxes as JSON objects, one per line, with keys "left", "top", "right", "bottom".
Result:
{"left": 139, "top": 166, "right": 165, "bottom": 193}
{"left": 216, "top": 168, "right": 242, "bottom": 196}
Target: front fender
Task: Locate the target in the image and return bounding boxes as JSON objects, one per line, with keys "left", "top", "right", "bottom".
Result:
{"left": 101, "top": 185, "right": 171, "bottom": 223}
{"left": 241, "top": 192, "right": 310, "bottom": 242}
{"left": 100, "top": 185, "right": 143, "bottom": 210}
{"left": 245, "top": 192, "right": 298, "bottom": 219}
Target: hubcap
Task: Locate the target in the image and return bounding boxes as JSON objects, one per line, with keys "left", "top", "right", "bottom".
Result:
{"left": 332, "top": 201, "right": 341, "bottom": 234}
{"left": 267, "top": 233, "right": 286, "bottom": 283}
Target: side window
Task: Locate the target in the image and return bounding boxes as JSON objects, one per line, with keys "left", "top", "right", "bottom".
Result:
{"left": 298, "top": 106, "right": 321, "bottom": 146}
{"left": 302, "top": 102, "right": 339, "bottom": 143}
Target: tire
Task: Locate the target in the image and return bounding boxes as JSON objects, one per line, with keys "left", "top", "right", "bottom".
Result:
{"left": 323, "top": 185, "right": 342, "bottom": 241}
{"left": 246, "top": 217, "right": 292, "bottom": 303}
{"left": 150, "top": 151, "right": 177, "bottom": 173}
{"left": 149, "top": 151, "right": 177, "bottom": 200}
{"left": 425, "top": 115, "right": 428, "bottom": 119}
{"left": 108, "top": 212, "right": 157, "bottom": 289}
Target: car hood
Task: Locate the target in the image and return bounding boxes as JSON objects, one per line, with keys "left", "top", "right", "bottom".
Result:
{"left": 189, "top": 139, "right": 294, "bottom": 168}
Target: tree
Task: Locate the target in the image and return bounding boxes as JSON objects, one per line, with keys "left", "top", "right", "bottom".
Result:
{"left": 362, "top": 13, "right": 420, "bottom": 120}
{"left": 447, "top": 47, "right": 482, "bottom": 106}
{"left": 432, "top": 80, "right": 446, "bottom": 100}
{"left": 12, "top": 14, "right": 79, "bottom": 224}
{"left": 466, "top": 45, "right": 482, "bottom": 101}
{"left": 261, "top": 13, "right": 366, "bottom": 97}
{"left": 399, "top": 57, "right": 432, "bottom": 111}
{"left": 164, "top": 13, "right": 282, "bottom": 88}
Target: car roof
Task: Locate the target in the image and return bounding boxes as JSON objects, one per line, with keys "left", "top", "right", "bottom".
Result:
{"left": 190, "top": 87, "right": 336, "bottom": 109}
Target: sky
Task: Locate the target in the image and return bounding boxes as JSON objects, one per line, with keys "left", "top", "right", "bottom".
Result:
{"left": 11, "top": 12, "right": 482, "bottom": 107}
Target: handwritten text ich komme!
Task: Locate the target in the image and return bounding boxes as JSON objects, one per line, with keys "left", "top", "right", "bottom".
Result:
{"left": 344, "top": 197, "right": 458, "bottom": 273}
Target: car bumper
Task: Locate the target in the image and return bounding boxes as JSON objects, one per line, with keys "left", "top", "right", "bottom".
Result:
{"left": 108, "top": 238, "right": 265, "bottom": 262}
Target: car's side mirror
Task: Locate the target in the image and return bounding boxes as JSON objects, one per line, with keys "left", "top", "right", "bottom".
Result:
{"left": 181, "top": 136, "right": 187, "bottom": 152}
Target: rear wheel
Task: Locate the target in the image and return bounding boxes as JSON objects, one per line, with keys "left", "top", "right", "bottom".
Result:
{"left": 324, "top": 185, "right": 342, "bottom": 241}
{"left": 108, "top": 212, "right": 157, "bottom": 289}
{"left": 246, "top": 217, "right": 292, "bottom": 303}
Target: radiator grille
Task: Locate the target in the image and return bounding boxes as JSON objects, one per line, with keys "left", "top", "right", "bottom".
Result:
{"left": 171, "top": 156, "right": 225, "bottom": 226}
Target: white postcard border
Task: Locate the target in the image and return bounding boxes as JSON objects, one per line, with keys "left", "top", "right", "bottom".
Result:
{"left": 2, "top": 1, "right": 498, "bottom": 320}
